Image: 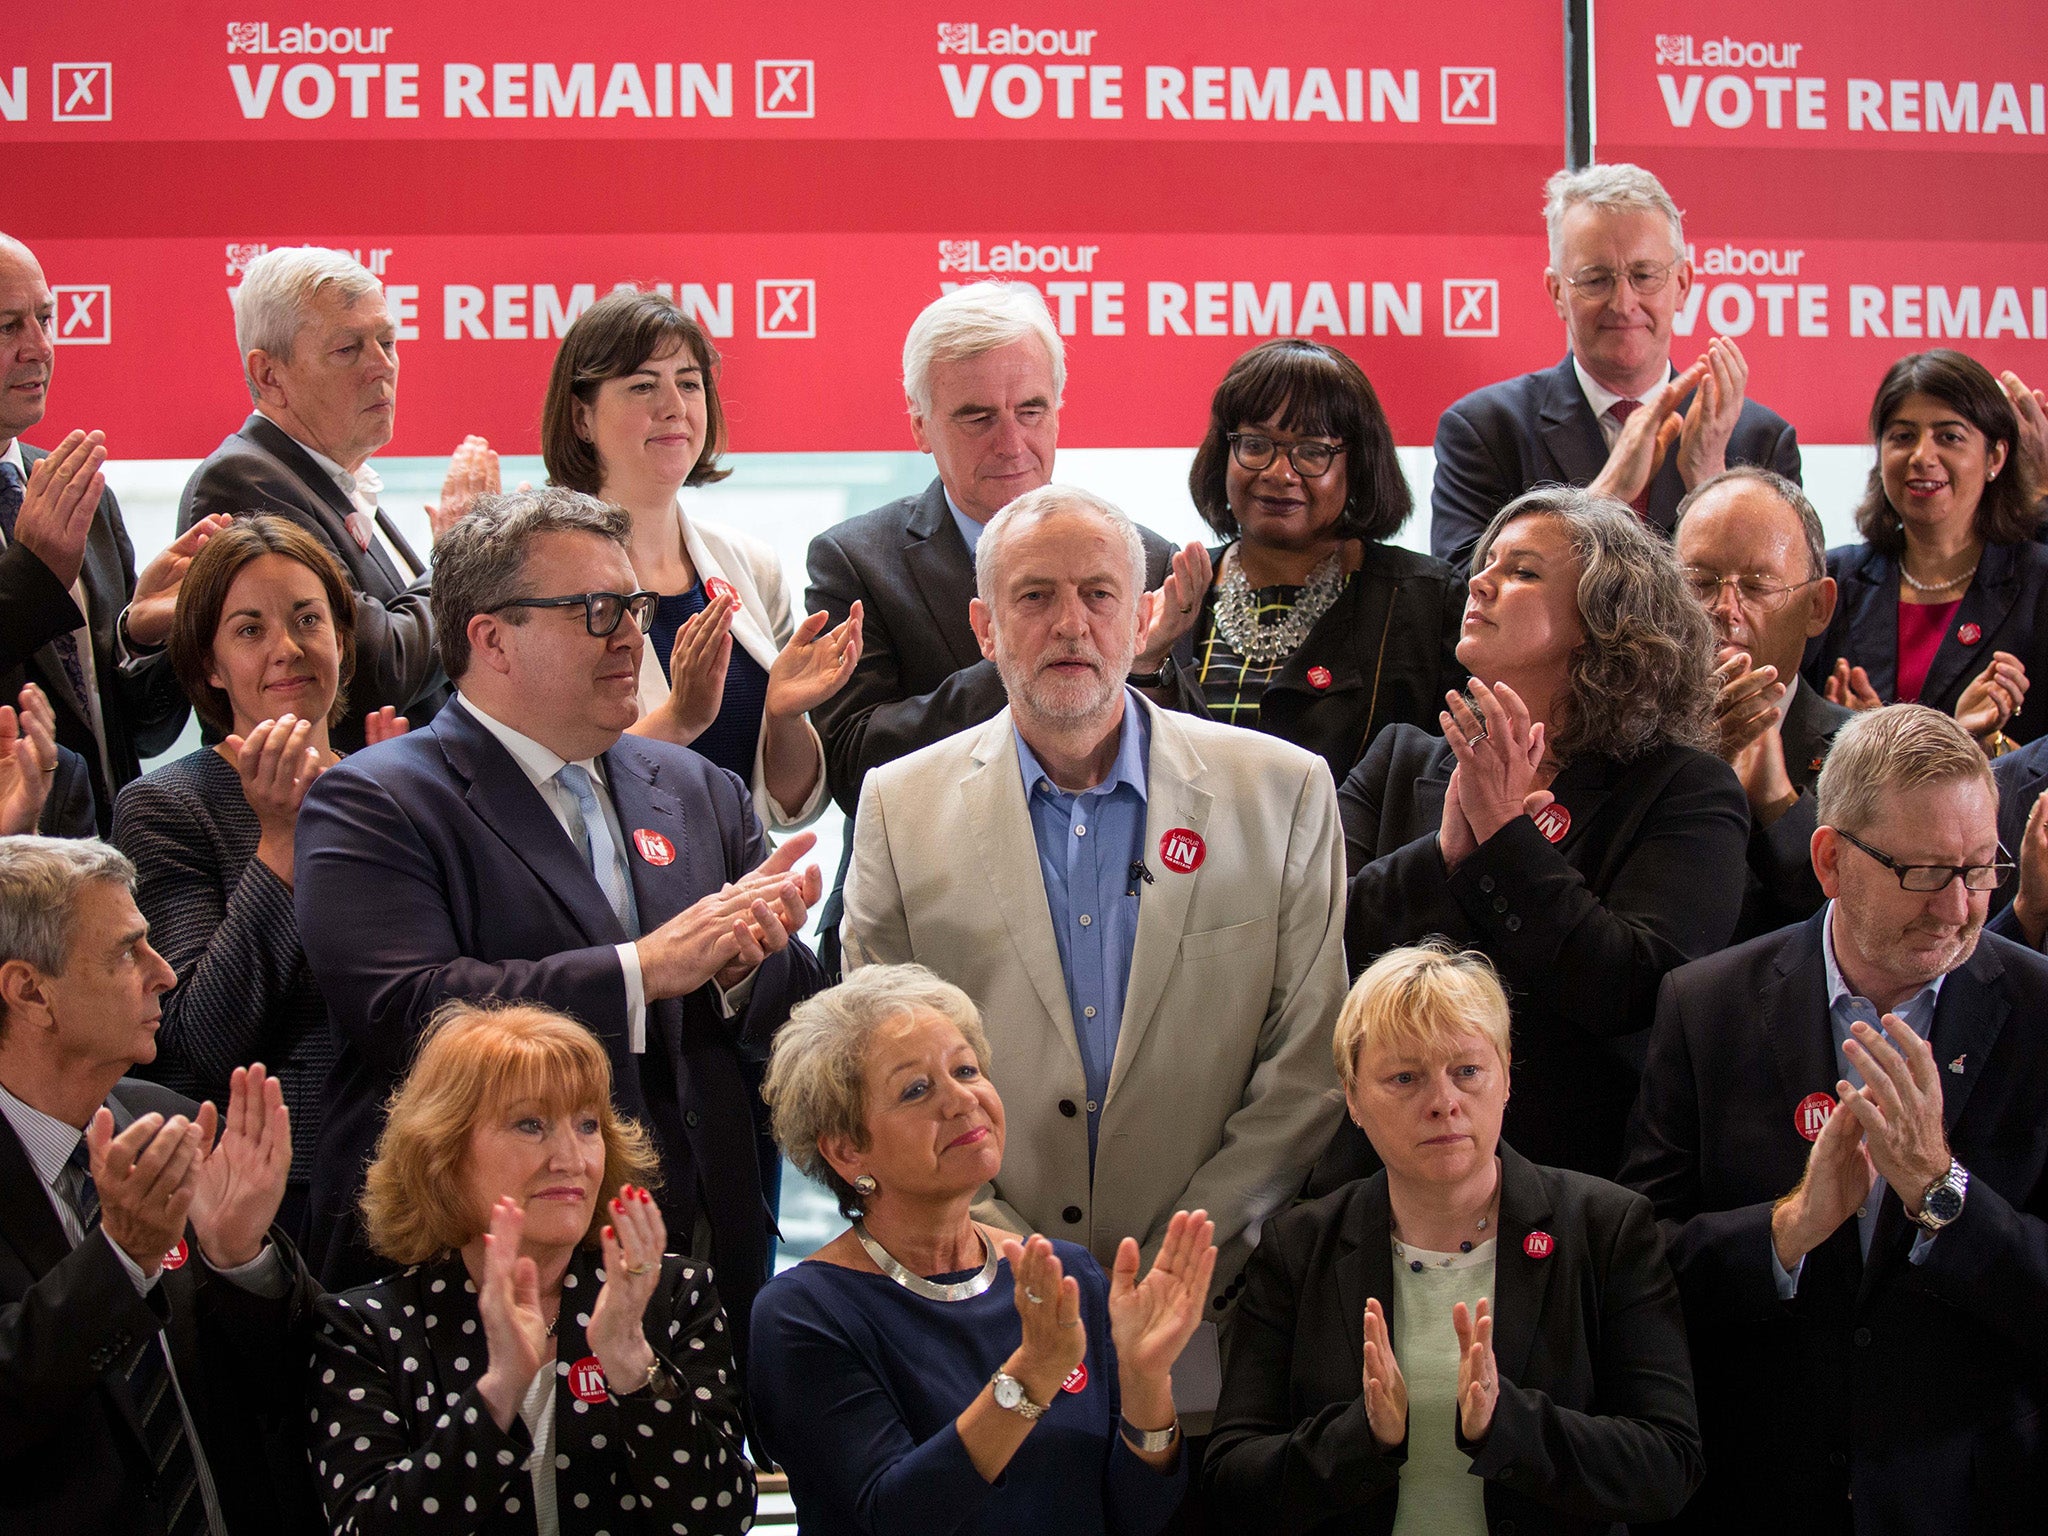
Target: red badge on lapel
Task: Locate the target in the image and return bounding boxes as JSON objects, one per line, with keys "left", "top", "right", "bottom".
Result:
{"left": 1522, "top": 1231, "right": 1553, "bottom": 1260}
{"left": 1794, "top": 1091, "right": 1836, "bottom": 1142}
{"left": 569, "top": 1356, "right": 609, "bottom": 1404}
{"left": 1958, "top": 622, "right": 1983, "bottom": 646}
{"left": 704, "top": 577, "right": 740, "bottom": 609}
{"left": 1159, "top": 828, "right": 1206, "bottom": 874}
{"left": 1531, "top": 803, "right": 1571, "bottom": 843}
{"left": 632, "top": 829, "right": 676, "bottom": 866}
{"left": 161, "top": 1239, "right": 189, "bottom": 1271}
{"left": 1306, "top": 666, "right": 1333, "bottom": 691}
{"left": 1062, "top": 1362, "right": 1088, "bottom": 1393}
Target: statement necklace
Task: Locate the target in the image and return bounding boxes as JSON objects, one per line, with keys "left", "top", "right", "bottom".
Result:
{"left": 1899, "top": 559, "right": 1978, "bottom": 594}
{"left": 1211, "top": 548, "right": 1347, "bottom": 668}
{"left": 853, "top": 1220, "right": 999, "bottom": 1302}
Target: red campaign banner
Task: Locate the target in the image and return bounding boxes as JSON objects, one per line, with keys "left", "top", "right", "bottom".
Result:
{"left": 3, "top": 2, "right": 1556, "bottom": 143}
{"left": 28, "top": 231, "right": 1560, "bottom": 458}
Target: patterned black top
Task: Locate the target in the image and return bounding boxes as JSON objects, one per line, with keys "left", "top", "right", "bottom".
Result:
{"left": 1192, "top": 582, "right": 1308, "bottom": 731}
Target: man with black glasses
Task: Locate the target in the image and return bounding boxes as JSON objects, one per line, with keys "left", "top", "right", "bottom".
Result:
{"left": 1430, "top": 162, "right": 1801, "bottom": 570}
{"left": 294, "top": 489, "right": 827, "bottom": 1357}
{"left": 1622, "top": 704, "right": 2048, "bottom": 1533}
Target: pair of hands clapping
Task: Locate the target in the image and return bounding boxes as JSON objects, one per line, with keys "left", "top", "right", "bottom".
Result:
{"left": 1362, "top": 1295, "right": 1501, "bottom": 1447}
{"left": 1437, "top": 680, "right": 1554, "bottom": 872}
{"left": 229, "top": 708, "right": 407, "bottom": 884}
{"left": 1589, "top": 337, "right": 1751, "bottom": 507}
{"left": 658, "top": 590, "right": 866, "bottom": 744}
{"left": 0, "top": 683, "right": 59, "bottom": 834}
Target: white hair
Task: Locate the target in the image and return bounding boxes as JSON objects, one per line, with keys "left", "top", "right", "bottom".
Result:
{"left": 1542, "top": 163, "right": 1686, "bottom": 269}
{"left": 232, "top": 246, "right": 384, "bottom": 402}
{"left": 975, "top": 484, "right": 1145, "bottom": 606}
{"left": 901, "top": 282, "right": 1065, "bottom": 419}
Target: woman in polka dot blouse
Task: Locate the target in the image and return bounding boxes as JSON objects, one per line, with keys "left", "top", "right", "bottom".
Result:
{"left": 308, "top": 1002, "right": 755, "bottom": 1535}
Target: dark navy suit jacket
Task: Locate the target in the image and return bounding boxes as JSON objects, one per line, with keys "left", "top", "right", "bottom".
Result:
{"left": 294, "top": 696, "right": 825, "bottom": 1347}
{"left": 1430, "top": 355, "right": 1802, "bottom": 571}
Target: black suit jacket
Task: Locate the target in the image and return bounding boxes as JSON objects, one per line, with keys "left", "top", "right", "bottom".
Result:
{"left": 1802, "top": 538, "right": 2048, "bottom": 746}
{"left": 1620, "top": 916, "right": 2048, "bottom": 1532}
{"left": 1987, "top": 732, "right": 2048, "bottom": 938}
{"left": 1732, "top": 680, "right": 1854, "bottom": 942}
{"left": 0, "top": 1076, "right": 320, "bottom": 1536}
{"left": 178, "top": 414, "right": 448, "bottom": 748}
{"left": 1166, "top": 540, "right": 1466, "bottom": 786}
{"left": 1430, "top": 355, "right": 1803, "bottom": 570}
{"left": 37, "top": 742, "right": 96, "bottom": 837}
{"left": 1206, "top": 1145, "right": 1702, "bottom": 1534}
{"left": 293, "top": 698, "right": 826, "bottom": 1350}
{"left": 1, "top": 446, "right": 189, "bottom": 830}
{"left": 1333, "top": 727, "right": 1749, "bottom": 1178}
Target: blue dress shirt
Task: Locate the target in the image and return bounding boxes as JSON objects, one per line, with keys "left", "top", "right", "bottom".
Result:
{"left": 1014, "top": 695, "right": 1151, "bottom": 1158}
{"left": 946, "top": 488, "right": 985, "bottom": 557}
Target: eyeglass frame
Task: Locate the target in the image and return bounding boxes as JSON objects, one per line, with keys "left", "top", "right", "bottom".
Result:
{"left": 1226, "top": 432, "right": 1347, "bottom": 478}
{"left": 1680, "top": 566, "right": 1826, "bottom": 611}
{"left": 487, "top": 590, "right": 660, "bottom": 638}
{"left": 1831, "top": 825, "right": 2013, "bottom": 893}
{"left": 1558, "top": 257, "right": 1683, "bottom": 302}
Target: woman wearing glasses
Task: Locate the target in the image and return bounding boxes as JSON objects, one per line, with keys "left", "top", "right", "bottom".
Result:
{"left": 1804, "top": 350, "right": 2048, "bottom": 751}
{"left": 1144, "top": 339, "right": 1466, "bottom": 784}
{"left": 542, "top": 288, "right": 862, "bottom": 830}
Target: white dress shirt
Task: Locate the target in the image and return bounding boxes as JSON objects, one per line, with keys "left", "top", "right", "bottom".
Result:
{"left": 251, "top": 409, "right": 409, "bottom": 573}
{"left": 1573, "top": 356, "right": 1677, "bottom": 451}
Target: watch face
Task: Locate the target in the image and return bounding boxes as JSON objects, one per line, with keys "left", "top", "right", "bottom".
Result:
{"left": 992, "top": 1376, "right": 1023, "bottom": 1410}
{"left": 1925, "top": 1182, "right": 1964, "bottom": 1222}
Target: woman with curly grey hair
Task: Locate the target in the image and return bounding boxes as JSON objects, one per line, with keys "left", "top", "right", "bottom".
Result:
{"left": 1329, "top": 487, "right": 1748, "bottom": 1181}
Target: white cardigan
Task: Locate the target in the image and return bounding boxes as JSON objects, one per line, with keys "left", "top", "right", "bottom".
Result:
{"left": 631, "top": 511, "right": 828, "bottom": 831}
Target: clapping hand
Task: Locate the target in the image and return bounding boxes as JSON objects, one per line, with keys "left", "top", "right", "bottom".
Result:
{"left": 225, "top": 715, "right": 324, "bottom": 885}
{"left": 1770, "top": 1084, "right": 1875, "bottom": 1271}
{"left": 1441, "top": 681, "right": 1551, "bottom": 844}
{"left": 1361, "top": 1297, "right": 1408, "bottom": 1449}
{"left": 362, "top": 705, "right": 410, "bottom": 745}
{"left": 1824, "top": 658, "right": 1883, "bottom": 712}
{"left": 588, "top": 1184, "right": 664, "bottom": 1392}
{"left": 1839, "top": 1015, "right": 1953, "bottom": 1215}
{"left": 0, "top": 683, "right": 57, "bottom": 835}
{"left": 657, "top": 590, "right": 737, "bottom": 743}
{"left": 1453, "top": 1298, "right": 1500, "bottom": 1441}
{"left": 425, "top": 435, "right": 503, "bottom": 541}
{"left": 2000, "top": 371, "right": 2048, "bottom": 495}
{"left": 14, "top": 430, "right": 107, "bottom": 589}
{"left": 1955, "top": 651, "right": 2028, "bottom": 744}
{"left": 474, "top": 1197, "right": 552, "bottom": 1432}
{"left": 766, "top": 602, "right": 864, "bottom": 720}
{"left": 1001, "top": 1233, "right": 1086, "bottom": 1403}
{"left": 1676, "top": 337, "right": 1751, "bottom": 490}
{"left": 1134, "top": 543, "right": 1215, "bottom": 675}
{"left": 1710, "top": 650, "right": 1784, "bottom": 763}
{"left": 2011, "top": 794, "right": 2048, "bottom": 949}
{"left": 128, "top": 515, "right": 234, "bottom": 648}
{"left": 86, "top": 1108, "right": 204, "bottom": 1277}
{"left": 188, "top": 1064, "right": 291, "bottom": 1270}
{"left": 1590, "top": 359, "right": 1705, "bottom": 507}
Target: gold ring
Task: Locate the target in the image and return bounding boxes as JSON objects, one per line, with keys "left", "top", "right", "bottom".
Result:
{"left": 624, "top": 1260, "right": 654, "bottom": 1277}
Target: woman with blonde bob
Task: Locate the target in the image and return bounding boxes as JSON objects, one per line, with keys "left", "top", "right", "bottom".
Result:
{"left": 308, "top": 1002, "right": 754, "bottom": 1536}
{"left": 748, "top": 963, "right": 1212, "bottom": 1536}
{"left": 1207, "top": 944, "right": 1701, "bottom": 1535}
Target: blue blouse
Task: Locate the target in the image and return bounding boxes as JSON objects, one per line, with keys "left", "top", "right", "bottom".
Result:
{"left": 749, "top": 1240, "right": 1184, "bottom": 1536}
{"left": 649, "top": 583, "right": 771, "bottom": 786}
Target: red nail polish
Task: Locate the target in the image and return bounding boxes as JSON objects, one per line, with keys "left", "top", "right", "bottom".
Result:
{"left": 612, "top": 1198, "right": 622, "bottom": 1212}
{"left": 638, "top": 1187, "right": 651, "bottom": 1204}
{"left": 604, "top": 1225, "right": 614, "bottom": 1241}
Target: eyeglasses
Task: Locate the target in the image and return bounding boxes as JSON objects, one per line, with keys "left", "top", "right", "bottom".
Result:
{"left": 489, "top": 590, "right": 659, "bottom": 638}
{"left": 1832, "top": 826, "right": 2013, "bottom": 893}
{"left": 1227, "top": 432, "right": 1346, "bottom": 478}
{"left": 1681, "top": 567, "right": 1824, "bottom": 611}
{"left": 1560, "top": 258, "right": 1681, "bottom": 302}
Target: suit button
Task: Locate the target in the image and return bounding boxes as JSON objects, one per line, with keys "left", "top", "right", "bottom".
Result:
{"left": 1479, "top": 875, "right": 1496, "bottom": 893}
{"left": 1062, "top": 1205, "right": 1083, "bottom": 1224}
{"left": 1491, "top": 896, "right": 1507, "bottom": 913}
{"left": 1059, "top": 1100, "right": 1077, "bottom": 1118}
{"left": 685, "top": 1110, "right": 701, "bottom": 1129}
{"left": 1853, "top": 1327, "right": 1872, "bottom": 1347}
{"left": 1505, "top": 915, "right": 1521, "bottom": 931}
{"left": 1213, "top": 1295, "right": 1228, "bottom": 1311}
{"left": 1829, "top": 1452, "right": 1847, "bottom": 1468}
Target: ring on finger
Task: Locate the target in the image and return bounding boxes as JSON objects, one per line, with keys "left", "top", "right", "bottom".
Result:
{"left": 1024, "top": 1288, "right": 1046, "bottom": 1305}
{"left": 1466, "top": 727, "right": 1488, "bottom": 747}
{"left": 624, "top": 1260, "right": 654, "bottom": 1277}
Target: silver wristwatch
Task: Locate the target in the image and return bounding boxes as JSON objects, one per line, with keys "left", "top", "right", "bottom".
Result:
{"left": 1910, "top": 1158, "right": 1969, "bottom": 1232}
{"left": 989, "top": 1371, "right": 1049, "bottom": 1421}
{"left": 1122, "top": 1416, "right": 1180, "bottom": 1453}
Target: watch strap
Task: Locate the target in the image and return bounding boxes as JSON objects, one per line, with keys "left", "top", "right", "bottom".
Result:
{"left": 989, "top": 1370, "right": 1048, "bottom": 1421}
{"left": 1121, "top": 1415, "right": 1180, "bottom": 1453}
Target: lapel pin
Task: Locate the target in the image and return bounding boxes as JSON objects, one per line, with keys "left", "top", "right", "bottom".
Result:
{"left": 568, "top": 1356, "right": 609, "bottom": 1403}
{"left": 1159, "top": 828, "right": 1206, "bottom": 874}
{"left": 1061, "top": 1362, "right": 1089, "bottom": 1393}
{"left": 632, "top": 829, "right": 676, "bottom": 866}
{"left": 704, "top": 576, "right": 740, "bottom": 609}
{"left": 161, "top": 1239, "right": 189, "bottom": 1271}
{"left": 1794, "top": 1091, "right": 1836, "bottom": 1142}
{"left": 1808, "top": 756, "right": 1826, "bottom": 775}
{"left": 1531, "top": 802, "right": 1571, "bottom": 843}
{"left": 1958, "top": 622, "right": 1983, "bottom": 646}
{"left": 1948, "top": 1054, "right": 1967, "bottom": 1075}
{"left": 1523, "top": 1231, "right": 1554, "bottom": 1259}
{"left": 1307, "top": 665, "right": 1333, "bottom": 690}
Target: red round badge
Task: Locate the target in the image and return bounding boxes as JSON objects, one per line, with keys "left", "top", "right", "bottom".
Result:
{"left": 704, "top": 577, "right": 740, "bottom": 609}
{"left": 1061, "top": 1362, "right": 1089, "bottom": 1394}
{"left": 1958, "top": 622, "right": 1983, "bottom": 646}
{"left": 1306, "top": 666, "right": 1333, "bottom": 691}
{"left": 160, "top": 1239, "right": 188, "bottom": 1271}
{"left": 1159, "top": 828, "right": 1206, "bottom": 874}
{"left": 1522, "top": 1231, "right": 1554, "bottom": 1260}
{"left": 568, "top": 1356, "right": 609, "bottom": 1404}
{"left": 1531, "top": 803, "right": 1572, "bottom": 843}
{"left": 1794, "top": 1091, "right": 1836, "bottom": 1142}
{"left": 632, "top": 828, "right": 676, "bottom": 866}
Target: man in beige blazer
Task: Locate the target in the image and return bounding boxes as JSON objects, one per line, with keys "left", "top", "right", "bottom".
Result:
{"left": 842, "top": 484, "right": 1346, "bottom": 1355}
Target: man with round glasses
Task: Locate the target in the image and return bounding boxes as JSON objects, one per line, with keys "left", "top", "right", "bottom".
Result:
{"left": 1430, "top": 163, "right": 1802, "bottom": 570}
{"left": 1676, "top": 466, "right": 1850, "bottom": 939}
{"left": 1622, "top": 703, "right": 2048, "bottom": 1532}
{"left": 291, "top": 488, "right": 829, "bottom": 1362}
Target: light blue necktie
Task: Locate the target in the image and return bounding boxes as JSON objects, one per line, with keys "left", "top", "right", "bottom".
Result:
{"left": 555, "top": 763, "right": 640, "bottom": 936}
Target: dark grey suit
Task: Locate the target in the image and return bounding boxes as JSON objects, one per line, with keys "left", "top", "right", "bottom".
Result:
{"left": 1732, "top": 679, "right": 1854, "bottom": 942}
{"left": 178, "top": 414, "right": 448, "bottom": 747}
{"left": 1430, "top": 355, "right": 1803, "bottom": 571}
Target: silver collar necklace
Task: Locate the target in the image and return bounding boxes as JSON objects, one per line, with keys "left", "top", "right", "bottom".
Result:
{"left": 853, "top": 1219, "right": 999, "bottom": 1301}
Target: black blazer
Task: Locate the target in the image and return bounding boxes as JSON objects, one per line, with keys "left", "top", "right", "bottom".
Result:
{"left": 1333, "top": 727, "right": 1749, "bottom": 1178}
{"left": 1802, "top": 539, "right": 2048, "bottom": 745}
{"left": 1429, "top": 355, "right": 1803, "bottom": 571}
{"left": 1987, "top": 731, "right": 2048, "bottom": 935}
{"left": 37, "top": 741, "right": 96, "bottom": 837}
{"left": 310, "top": 1247, "right": 754, "bottom": 1536}
{"left": 0, "top": 446, "right": 190, "bottom": 830}
{"left": 0, "top": 1076, "right": 320, "bottom": 1536}
{"left": 1620, "top": 916, "right": 2048, "bottom": 1532}
{"left": 293, "top": 699, "right": 827, "bottom": 1355}
{"left": 1731, "top": 680, "right": 1854, "bottom": 943}
{"left": 1166, "top": 541, "right": 1467, "bottom": 786}
{"left": 1206, "top": 1145, "right": 1702, "bottom": 1535}
{"left": 178, "top": 414, "right": 449, "bottom": 747}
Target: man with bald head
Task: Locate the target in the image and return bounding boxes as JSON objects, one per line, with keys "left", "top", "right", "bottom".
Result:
{"left": 1676, "top": 466, "right": 1850, "bottom": 939}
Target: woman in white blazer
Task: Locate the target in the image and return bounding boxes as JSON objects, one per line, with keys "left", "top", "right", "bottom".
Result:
{"left": 541, "top": 288, "right": 862, "bottom": 830}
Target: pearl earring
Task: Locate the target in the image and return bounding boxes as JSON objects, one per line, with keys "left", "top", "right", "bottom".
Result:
{"left": 852, "top": 1174, "right": 878, "bottom": 1196}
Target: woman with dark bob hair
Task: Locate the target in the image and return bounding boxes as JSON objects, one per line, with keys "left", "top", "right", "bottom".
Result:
{"left": 1148, "top": 339, "right": 1465, "bottom": 783}
{"left": 1330, "top": 488, "right": 1748, "bottom": 1181}
{"left": 309, "top": 1000, "right": 754, "bottom": 1535}
{"left": 1804, "top": 349, "right": 2048, "bottom": 749}
{"left": 113, "top": 514, "right": 406, "bottom": 1237}
{"left": 542, "top": 288, "right": 860, "bottom": 830}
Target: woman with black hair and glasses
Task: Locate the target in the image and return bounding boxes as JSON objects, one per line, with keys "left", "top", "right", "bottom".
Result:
{"left": 1147, "top": 340, "right": 1466, "bottom": 784}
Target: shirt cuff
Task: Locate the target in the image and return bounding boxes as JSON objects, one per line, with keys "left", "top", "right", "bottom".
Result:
{"left": 616, "top": 943, "right": 647, "bottom": 1053}
{"left": 716, "top": 968, "right": 758, "bottom": 1018}
{"left": 1908, "top": 1229, "right": 1938, "bottom": 1265}
{"left": 1770, "top": 1242, "right": 1804, "bottom": 1300}
{"left": 210, "top": 1242, "right": 289, "bottom": 1297}
{"left": 103, "top": 1229, "right": 163, "bottom": 1297}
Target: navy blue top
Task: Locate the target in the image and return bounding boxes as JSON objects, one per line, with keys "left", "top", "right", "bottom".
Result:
{"left": 749, "top": 1240, "right": 1184, "bottom": 1536}
{"left": 650, "top": 583, "right": 772, "bottom": 786}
